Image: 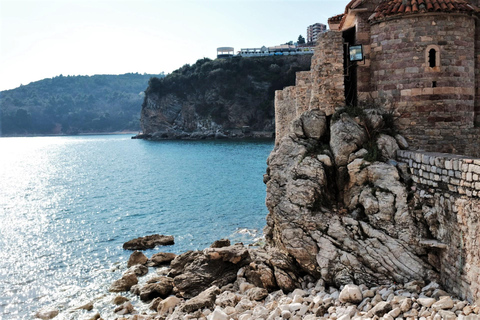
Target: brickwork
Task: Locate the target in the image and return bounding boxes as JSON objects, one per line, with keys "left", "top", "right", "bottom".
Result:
{"left": 397, "top": 150, "right": 480, "bottom": 301}
{"left": 475, "top": 19, "right": 480, "bottom": 126}
{"left": 368, "top": 14, "right": 479, "bottom": 155}
{"left": 397, "top": 150, "right": 480, "bottom": 197}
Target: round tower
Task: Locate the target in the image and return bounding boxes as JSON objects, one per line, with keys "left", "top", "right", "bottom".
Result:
{"left": 369, "top": 0, "right": 478, "bottom": 153}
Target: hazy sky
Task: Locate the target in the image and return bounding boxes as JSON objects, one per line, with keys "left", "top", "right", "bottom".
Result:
{"left": 0, "top": 0, "right": 346, "bottom": 91}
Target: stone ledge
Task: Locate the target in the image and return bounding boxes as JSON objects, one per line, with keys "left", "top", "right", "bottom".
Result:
{"left": 397, "top": 150, "right": 480, "bottom": 198}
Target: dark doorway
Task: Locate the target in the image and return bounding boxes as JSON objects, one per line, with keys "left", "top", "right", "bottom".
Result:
{"left": 343, "top": 27, "right": 357, "bottom": 107}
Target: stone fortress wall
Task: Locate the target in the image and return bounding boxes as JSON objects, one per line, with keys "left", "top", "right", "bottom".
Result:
{"left": 275, "top": 20, "right": 480, "bottom": 156}
{"left": 397, "top": 150, "right": 480, "bottom": 302}
{"left": 274, "top": 24, "right": 480, "bottom": 302}
{"left": 274, "top": 31, "right": 345, "bottom": 144}
{"left": 367, "top": 14, "right": 480, "bottom": 156}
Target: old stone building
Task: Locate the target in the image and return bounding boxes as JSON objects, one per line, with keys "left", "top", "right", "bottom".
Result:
{"left": 275, "top": 0, "right": 480, "bottom": 157}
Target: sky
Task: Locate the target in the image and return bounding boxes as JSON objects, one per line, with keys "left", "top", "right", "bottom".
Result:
{"left": 0, "top": 0, "right": 347, "bottom": 92}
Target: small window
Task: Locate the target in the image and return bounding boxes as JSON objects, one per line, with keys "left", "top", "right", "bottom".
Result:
{"left": 429, "top": 49, "right": 436, "bottom": 68}
{"left": 425, "top": 45, "right": 441, "bottom": 71}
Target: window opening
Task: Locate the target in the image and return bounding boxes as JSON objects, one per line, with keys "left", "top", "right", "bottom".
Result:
{"left": 428, "top": 49, "right": 436, "bottom": 68}
{"left": 432, "top": 81, "right": 437, "bottom": 88}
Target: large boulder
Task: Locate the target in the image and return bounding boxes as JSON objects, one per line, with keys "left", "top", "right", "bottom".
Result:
{"left": 330, "top": 113, "right": 367, "bottom": 166}
{"left": 127, "top": 251, "right": 148, "bottom": 267}
{"left": 291, "top": 109, "right": 327, "bottom": 140}
{"left": 169, "top": 245, "right": 250, "bottom": 298}
{"left": 376, "top": 133, "right": 399, "bottom": 161}
{"left": 149, "top": 252, "right": 177, "bottom": 266}
{"left": 138, "top": 276, "right": 174, "bottom": 301}
{"left": 35, "top": 307, "right": 59, "bottom": 320}
{"left": 123, "top": 234, "right": 174, "bottom": 250}
{"left": 181, "top": 285, "right": 221, "bottom": 313}
{"left": 109, "top": 273, "right": 138, "bottom": 292}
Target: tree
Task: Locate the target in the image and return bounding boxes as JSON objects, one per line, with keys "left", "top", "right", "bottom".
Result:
{"left": 298, "top": 35, "right": 306, "bottom": 45}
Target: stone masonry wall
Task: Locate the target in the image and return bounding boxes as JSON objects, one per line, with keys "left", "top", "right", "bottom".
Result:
{"left": 475, "top": 18, "right": 480, "bottom": 126}
{"left": 274, "top": 31, "right": 344, "bottom": 144}
{"left": 369, "top": 14, "right": 478, "bottom": 155}
{"left": 397, "top": 150, "right": 480, "bottom": 302}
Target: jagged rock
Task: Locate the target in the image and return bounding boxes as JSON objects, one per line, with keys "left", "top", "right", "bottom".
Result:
{"left": 265, "top": 111, "right": 438, "bottom": 290}
{"left": 169, "top": 245, "right": 250, "bottom": 298}
{"left": 215, "top": 291, "right": 240, "bottom": 307}
{"left": 157, "top": 296, "right": 182, "bottom": 314}
{"left": 126, "top": 264, "right": 148, "bottom": 277}
{"left": 395, "top": 134, "right": 409, "bottom": 149}
{"left": 130, "top": 284, "right": 141, "bottom": 295}
{"left": 245, "top": 287, "right": 268, "bottom": 301}
{"left": 114, "top": 301, "right": 134, "bottom": 315}
{"left": 123, "top": 234, "right": 174, "bottom": 250}
{"left": 210, "top": 307, "right": 229, "bottom": 320}
{"left": 113, "top": 296, "right": 130, "bottom": 305}
{"left": 330, "top": 114, "right": 367, "bottom": 166}
{"left": 149, "top": 252, "right": 176, "bottom": 266}
{"left": 339, "top": 284, "right": 363, "bottom": 303}
{"left": 109, "top": 272, "right": 138, "bottom": 292}
{"left": 75, "top": 301, "right": 94, "bottom": 311}
{"left": 418, "top": 297, "right": 436, "bottom": 307}
{"left": 150, "top": 297, "right": 163, "bottom": 311}
{"left": 376, "top": 134, "right": 399, "bottom": 160}
{"left": 35, "top": 307, "right": 59, "bottom": 320}
{"left": 432, "top": 296, "right": 454, "bottom": 310}
{"left": 203, "top": 243, "right": 250, "bottom": 264}
{"left": 293, "top": 109, "right": 327, "bottom": 140}
{"left": 369, "top": 301, "right": 392, "bottom": 317}
{"left": 181, "top": 285, "right": 220, "bottom": 313}
{"left": 138, "top": 276, "right": 174, "bottom": 301}
{"left": 210, "top": 239, "right": 231, "bottom": 248}
{"left": 127, "top": 251, "right": 148, "bottom": 267}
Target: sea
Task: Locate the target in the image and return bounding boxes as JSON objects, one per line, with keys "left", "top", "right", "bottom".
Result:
{"left": 0, "top": 134, "right": 274, "bottom": 319}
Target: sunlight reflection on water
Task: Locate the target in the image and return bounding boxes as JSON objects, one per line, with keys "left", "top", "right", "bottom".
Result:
{"left": 0, "top": 135, "right": 273, "bottom": 319}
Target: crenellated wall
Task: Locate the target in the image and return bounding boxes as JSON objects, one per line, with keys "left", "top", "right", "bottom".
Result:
{"left": 397, "top": 150, "right": 480, "bottom": 301}
{"left": 274, "top": 31, "right": 344, "bottom": 144}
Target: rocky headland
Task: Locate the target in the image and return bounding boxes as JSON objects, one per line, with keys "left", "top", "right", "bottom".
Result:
{"left": 136, "top": 56, "right": 311, "bottom": 140}
{"left": 39, "top": 106, "right": 480, "bottom": 319}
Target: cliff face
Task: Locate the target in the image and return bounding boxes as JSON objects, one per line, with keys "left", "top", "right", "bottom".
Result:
{"left": 140, "top": 56, "right": 312, "bottom": 139}
{"left": 264, "top": 107, "right": 480, "bottom": 301}
{"left": 264, "top": 109, "right": 438, "bottom": 286}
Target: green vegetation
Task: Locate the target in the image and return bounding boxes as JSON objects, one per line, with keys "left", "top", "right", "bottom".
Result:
{"left": 1, "top": 73, "right": 164, "bottom": 135}
{"left": 298, "top": 35, "right": 306, "bottom": 44}
{"left": 144, "top": 56, "right": 311, "bottom": 130}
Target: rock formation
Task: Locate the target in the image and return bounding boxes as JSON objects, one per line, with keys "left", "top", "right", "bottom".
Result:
{"left": 264, "top": 108, "right": 441, "bottom": 288}
{"left": 139, "top": 56, "right": 311, "bottom": 140}
{"left": 123, "top": 234, "right": 174, "bottom": 250}
{"left": 100, "top": 241, "right": 479, "bottom": 320}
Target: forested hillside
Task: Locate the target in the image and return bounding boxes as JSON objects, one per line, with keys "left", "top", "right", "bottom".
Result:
{"left": 0, "top": 73, "right": 164, "bottom": 136}
{"left": 141, "top": 55, "right": 312, "bottom": 139}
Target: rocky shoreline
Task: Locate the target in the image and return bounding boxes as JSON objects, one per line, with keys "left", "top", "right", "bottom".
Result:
{"left": 131, "top": 130, "right": 274, "bottom": 141}
{"left": 35, "top": 236, "right": 480, "bottom": 320}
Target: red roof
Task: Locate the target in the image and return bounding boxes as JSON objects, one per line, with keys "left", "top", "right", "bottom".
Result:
{"left": 370, "top": 0, "right": 477, "bottom": 21}
{"left": 328, "top": 13, "right": 345, "bottom": 22}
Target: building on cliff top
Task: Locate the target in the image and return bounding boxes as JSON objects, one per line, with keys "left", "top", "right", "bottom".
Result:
{"left": 275, "top": 0, "right": 480, "bottom": 157}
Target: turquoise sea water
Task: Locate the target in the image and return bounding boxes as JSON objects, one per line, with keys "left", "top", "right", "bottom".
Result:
{"left": 0, "top": 135, "right": 273, "bottom": 319}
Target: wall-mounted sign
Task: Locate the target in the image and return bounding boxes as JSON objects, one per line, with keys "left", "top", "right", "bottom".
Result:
{"left": 349, "top": 44, "right": 364, "bottom": 62}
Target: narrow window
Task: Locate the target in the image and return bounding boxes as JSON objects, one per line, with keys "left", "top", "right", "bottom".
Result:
{"left": 429, "top": 48, "right": 436, "bottom": 68}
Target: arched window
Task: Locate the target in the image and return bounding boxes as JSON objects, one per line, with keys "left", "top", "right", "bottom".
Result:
{"left": 425, "top": 45, "right": 441, "bottom": 71}
{"left": 428, "top": 48, "right": 437, "bottom": 68}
